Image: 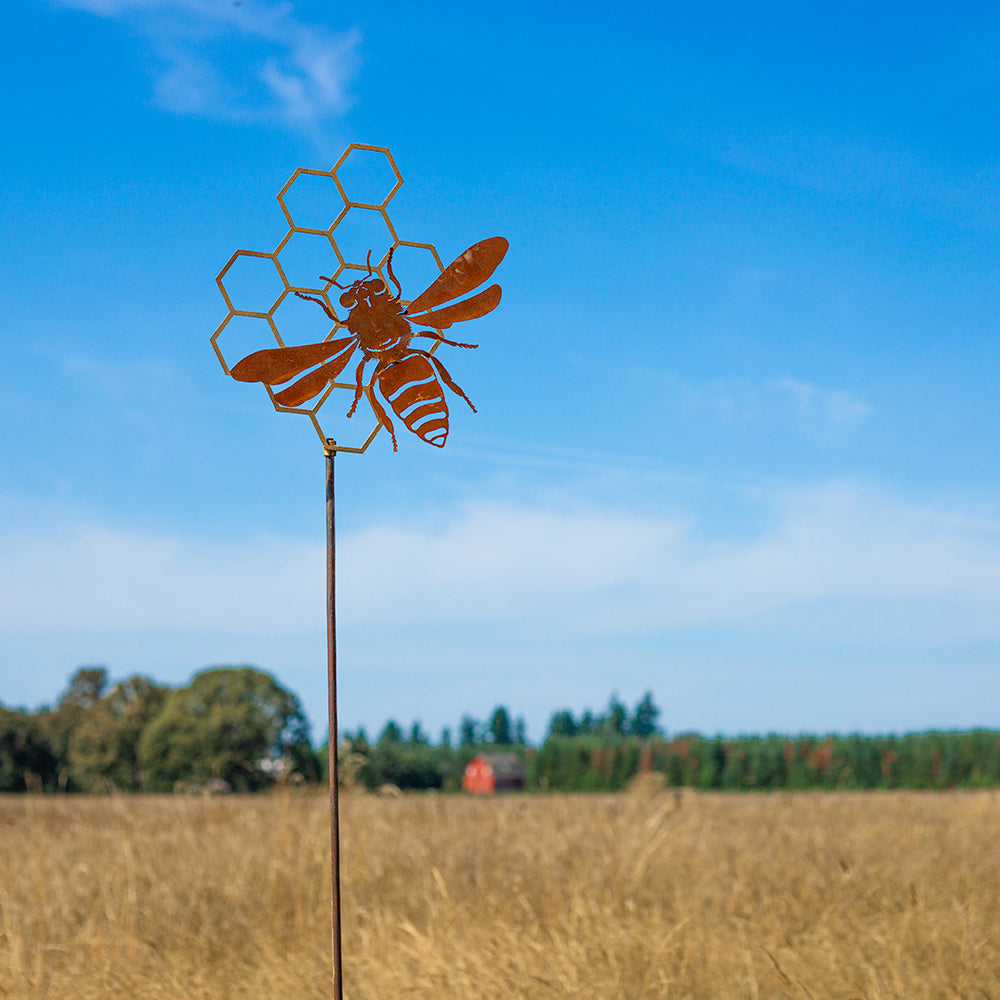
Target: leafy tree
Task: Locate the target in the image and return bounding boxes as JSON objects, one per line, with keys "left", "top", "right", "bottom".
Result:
{"left": 67, "top": 675, "right": 170, "bottom": 791}
{"left": 59, "top": 667, "right": 109, "bottom": 711}
{"left": 488, "top": 705, "right": 512, "bottom": 745}
{"left": 408, "top": 721, "right": 428, "bottom": 745}
{"left": 38, "top": 666, "right": 111, "bottom": 790}
{"left": 0, "top": 706, "right": 59, "bottom": 792}
{"left": 138, "top": 666, "right": 315, "bottom": 792}
{"left": 629, "top": 692, "right": 661, "bottom": 738}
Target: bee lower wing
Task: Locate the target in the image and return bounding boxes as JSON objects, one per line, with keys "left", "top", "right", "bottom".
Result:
{"left": 406, "top": 284, "right": 501, "bottom": 330}
{"left": 405, "top": 237, "right": 508, "bottom": 315}
{"left": 231, "top": 337, "right": 355, "bottom": 385}
{"left": 273, "top": 353, "right": 355, "bottom": 407}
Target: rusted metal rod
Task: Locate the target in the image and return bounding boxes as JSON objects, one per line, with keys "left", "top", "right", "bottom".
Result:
{"left": 325, "top": 442, "right": 343, "bottom": 1000}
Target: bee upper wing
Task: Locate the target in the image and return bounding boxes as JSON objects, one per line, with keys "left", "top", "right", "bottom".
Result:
{"left": 406, "top": 284, "right": 501, "bottom": 330}
{"left": 231, "top": 337, "right": 356, "bottom": 385}
{"left": 404, "top": 237, "right": 508, "bottom": 315}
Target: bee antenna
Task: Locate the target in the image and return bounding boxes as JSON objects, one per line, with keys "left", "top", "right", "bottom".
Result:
{"left": 320, "top": 273, "right": 350, "bottom": 290}
{"left": 385, "top": 245, "right": 402, "bottom": 298}
{"left": 364, "top": 249, "right": 374, "bottom": 277}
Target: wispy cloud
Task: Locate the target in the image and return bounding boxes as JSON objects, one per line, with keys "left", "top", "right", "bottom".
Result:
{"left": 49, "top": 0, "right": 361, "bottom": 133}
{"left": 0, "top": 522, "right": 323, "bottom": 632}
{"left": 337, "top": 483, "right": 1000, "bottom": 639}
{"left": 667, "top": 374, "right": 873, "bottom": 435}
{"left": 771, "top": 377, "right": 873, "bottom": 428}
{"left": 4, "top": 480, "right": 1000, "bottom": 642}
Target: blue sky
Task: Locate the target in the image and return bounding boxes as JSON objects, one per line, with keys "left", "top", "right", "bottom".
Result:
{"left": 2, "top": 0, "right": 999, "bottom": 743}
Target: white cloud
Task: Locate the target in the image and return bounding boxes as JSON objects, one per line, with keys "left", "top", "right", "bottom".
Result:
{"left": 337, "top": 484, "right": 1000, "bottom": 638}
{"left": 3, "top": 481, "right": 1000, "bottom": 643}
{"left": 48, "top": 0, "right": 361, "bottom": 131}
{"left": 0, "top": 524, "right": 323, "bottom": 632}
{"left": 668, "top": 374, "right": 872, "bottom": 434}
{"left": 771, "top": 377, "right": 873, "bottom": 427}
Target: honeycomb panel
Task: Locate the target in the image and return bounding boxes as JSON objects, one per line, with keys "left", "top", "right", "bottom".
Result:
{"left": 213, "top": 145, "right": 498, "bottom": 453}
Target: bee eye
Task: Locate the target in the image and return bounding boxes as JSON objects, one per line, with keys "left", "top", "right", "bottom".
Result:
{"left": 339, "top": 291, "right": 356, "bottom": 307}
{"left": 370, "top": 279, "right": 385, "bottom": 293}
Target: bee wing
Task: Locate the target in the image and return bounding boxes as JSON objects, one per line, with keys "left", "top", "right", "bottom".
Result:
{"left": 231, "top": 337, "right": 356, "bottom": 385}
{"left": 406, "top": 284, "right": 501, "bottom": 330}
{"left": 404, "top": 237, "right": 508, "bottom": 315}
{"left": 273, "top": 354, "right": 356, "bottom": 407}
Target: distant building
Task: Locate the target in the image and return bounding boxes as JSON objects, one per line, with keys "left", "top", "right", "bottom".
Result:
{"left": 462, "top": 754, "right": 525, "bottom": 794}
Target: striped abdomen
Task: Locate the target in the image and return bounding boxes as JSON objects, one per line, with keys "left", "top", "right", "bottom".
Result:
{"left": 377, "top": 356, "right": 450, "bottom": 448}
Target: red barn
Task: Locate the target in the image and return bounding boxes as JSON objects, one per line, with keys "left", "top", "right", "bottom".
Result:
{"left": 461, "top": 754, "right": 525, "bottom": 794}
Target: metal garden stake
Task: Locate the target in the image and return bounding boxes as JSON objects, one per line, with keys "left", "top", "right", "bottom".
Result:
{"left": 211, "top": 143, "right": 507, "bottom": 998}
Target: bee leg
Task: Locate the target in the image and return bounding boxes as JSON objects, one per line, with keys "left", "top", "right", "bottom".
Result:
{"left": 385, "top": 245, "right": 402, "bottom": 298}
{"left": 412, "top": 330, "right": 478, "bottom": 350}
{"left": 346, "top": 358, "right": 368, "bottom": 418}
{"left": 368, "top": 388, "right": 399, "bottom": 451}
{"left": 294, "top": 291, "right": 338, "bottom": 322}
{"left": 422, "top": 352, "right": 477, "bottom": 413}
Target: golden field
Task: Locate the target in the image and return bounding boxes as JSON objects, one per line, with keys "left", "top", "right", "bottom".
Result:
{"left": 2, "top": 789, "right": 999, "bottom": 999}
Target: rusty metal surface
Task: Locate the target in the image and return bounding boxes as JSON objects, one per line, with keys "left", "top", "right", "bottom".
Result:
{"left": 211, "top": 143, "right": 508, "bottom": 452}
{"left": 325, "top": 447, "right": 343, "bottom": 1000}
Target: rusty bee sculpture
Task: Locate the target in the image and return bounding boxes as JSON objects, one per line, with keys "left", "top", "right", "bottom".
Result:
{"left": 230, "top": 236, "right": 507, "bottom": 449}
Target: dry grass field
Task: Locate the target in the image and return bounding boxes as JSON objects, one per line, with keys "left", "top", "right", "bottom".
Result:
{"left": 2, "top": 789, "right": 999, "bottom": 999}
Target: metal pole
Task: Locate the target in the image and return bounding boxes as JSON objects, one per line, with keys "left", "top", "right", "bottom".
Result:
{"left": 325, "top": 441, "right": 343, "bottom": 1000}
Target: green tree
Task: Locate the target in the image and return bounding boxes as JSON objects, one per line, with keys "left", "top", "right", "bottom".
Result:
{"left": 629, "top": 692, "right": 661, "bottom": 738}
{"left": 59, "top": 667, "right": 109, "bottom": 711}
{"left": 459, "top": 715, "right": 479, "bottom": 746}
{"left": 488, "top": 705, "right": 512, "bottom": 745}
{"left": 378, "top": 720, "right": 403, "bottom": 744}
{"left": 603, "top": 694, "right": 628, "bottom": 736}
{"left": 67, "top": 675, "right": 170, "bottom": 791}
{"left": 39, "top": 666, "right": 111, "bottom": 790}
{"left": 0, "top": 706, "right": 59, "bottom": 792}
{"left": 138, "top": 666, "right": 314, "bottom": 792}
{"left": 547, "top": 710, "right": 577, "bottom": 738}
{"left": 344, "top": 726, "right": 369, "bottom": 751}
{"left": 364, "top": 741, "right": 445, "bottom": 790}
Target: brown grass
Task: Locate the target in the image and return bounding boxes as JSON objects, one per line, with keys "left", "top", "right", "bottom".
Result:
{"left": 1, "top": 790, "right": 999, "bottom": 999}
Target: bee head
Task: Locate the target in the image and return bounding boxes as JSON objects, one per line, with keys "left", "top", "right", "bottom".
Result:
{"left": 337, "top": 274, "right": 385, "bottom": 307}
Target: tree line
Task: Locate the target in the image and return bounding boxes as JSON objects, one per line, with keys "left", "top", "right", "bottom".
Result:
{"left": 0, "top": 666, "right": 317, "bottom": 793}
{"left": 2, "top": 667, "right": 999, "bottom": 792}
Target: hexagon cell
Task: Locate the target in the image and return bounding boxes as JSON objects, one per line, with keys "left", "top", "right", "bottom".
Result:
{"left": 332, "top": 145, "right": 402, "bottom": 208}
{"left": 217, "top": 251, "right": 284, "bottom": 315}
